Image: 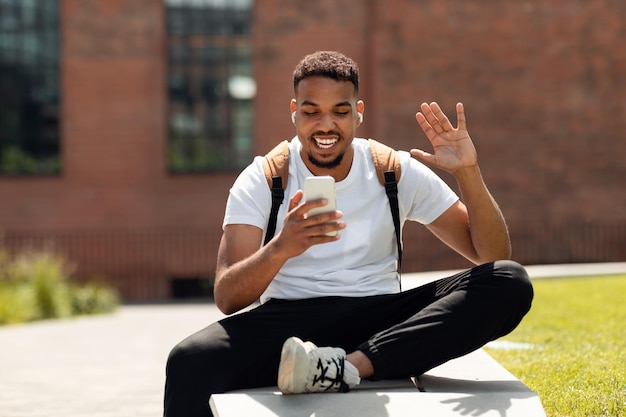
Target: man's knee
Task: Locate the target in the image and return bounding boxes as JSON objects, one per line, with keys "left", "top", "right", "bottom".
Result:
{"left": 166, "top": 341, "right": 191, "bottom": 381}
{"left": 492, "top": 259, "right": 534, "bottom": 315}
{"left": 494, "top": 259, "right": 532, "bottom": 288}
{"left": 165, "top": 340, "right": 214, "bottom": 417}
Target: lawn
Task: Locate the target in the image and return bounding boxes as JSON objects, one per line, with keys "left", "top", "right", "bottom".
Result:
{"left": 485, "top": 274, "right": 626, "bottom": 417}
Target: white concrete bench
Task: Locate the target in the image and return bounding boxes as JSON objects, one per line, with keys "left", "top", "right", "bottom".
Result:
{"left": 209, "top": 348, "right": 546, "bottom": 416}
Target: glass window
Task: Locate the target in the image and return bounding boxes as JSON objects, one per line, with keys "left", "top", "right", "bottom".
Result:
{"left": 165, "top": 0, "right": 255, "bottom": 173}
{"left": 0, "top": 0, "right": 61, "bottom": 175}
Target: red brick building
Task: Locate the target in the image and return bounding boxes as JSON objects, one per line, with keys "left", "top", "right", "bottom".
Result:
{"left": 1, "top": 0, "right": 624, "bottom": 300}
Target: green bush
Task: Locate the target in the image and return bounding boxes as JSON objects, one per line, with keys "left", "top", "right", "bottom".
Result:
{"left": 0, "top": 248, "right": 118, "bottom": 325}
{"left": 70, "top": 282, "right": 119, "bottom": 315}
{"left": 0, "top": 282, "right": 37, "bottom": 324}
{"left": 29, "top": 251, "right": 72, "bottom": 319}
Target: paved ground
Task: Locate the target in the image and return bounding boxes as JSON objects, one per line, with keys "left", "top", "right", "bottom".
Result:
{"left": 1, "top": 263, "right": 625, "bottom": 417}
{"left": 0, "top": 302, "right": 223, "bottom": 417}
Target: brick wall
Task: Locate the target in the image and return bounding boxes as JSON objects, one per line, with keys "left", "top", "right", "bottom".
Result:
{"left": 0, "top": 0, "right": 624, "bottom": 300}
{"left": 253, "top": 0, "right": 626, "bottom": 270}
{"left": 0, "top": 0, "right": 235, "bottom": 299}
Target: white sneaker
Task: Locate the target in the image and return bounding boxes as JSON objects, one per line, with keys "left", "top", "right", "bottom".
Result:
{"left": 277, "top": 337, "right": 360, "bottom": 394}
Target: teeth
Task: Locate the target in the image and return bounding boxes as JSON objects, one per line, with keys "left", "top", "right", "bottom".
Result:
{"left": 314, "top": 138, "right": 337, "bottom": 149}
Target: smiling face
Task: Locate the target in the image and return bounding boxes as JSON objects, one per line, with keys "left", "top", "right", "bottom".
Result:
{"left": 291, "top": 76, "right": 364, "bottom": 181}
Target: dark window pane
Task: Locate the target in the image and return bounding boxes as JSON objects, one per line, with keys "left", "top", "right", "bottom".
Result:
{"left": 0, "top": 0, "right": 61, "bottom": 175}
{"left": 165, "top": 0, "right": 254, "bottom": 173}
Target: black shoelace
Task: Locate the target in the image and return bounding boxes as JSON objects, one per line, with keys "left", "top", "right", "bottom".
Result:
{"left": 312, "top": 356, "right": 350, "bottom": 393}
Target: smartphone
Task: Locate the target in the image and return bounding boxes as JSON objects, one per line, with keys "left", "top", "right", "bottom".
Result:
{"left": 303, "top": 176, "right": 337, "bottom": 236}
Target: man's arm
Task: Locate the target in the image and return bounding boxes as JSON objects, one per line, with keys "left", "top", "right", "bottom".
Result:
{"left": 411, "top": 102, "right": 511, "bottom": 264}
{"left": 214, "top": 190, "right": 346, "bottom": 314}
{"left": 214, "top": 224, "right": 284, "bottom": 315}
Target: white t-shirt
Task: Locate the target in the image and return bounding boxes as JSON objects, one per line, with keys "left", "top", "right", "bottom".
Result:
{"left": 223, "top": 137, "right": 459, "bottom": 303}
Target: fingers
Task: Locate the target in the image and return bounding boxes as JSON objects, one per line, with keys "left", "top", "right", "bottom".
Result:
{"left": 306, "top": 217, "right": 344, "bottom": 239}
{"left": 410, "top": 148, "right": 436, "bottom": 166}
{"left": 429, "top": 102, "right": 454, "bottom": 132}
{"left": 288, "top": 190, "right": 304, "bottom": 211}
{"left": 416, "top": 102, "right": 464, "bottom": 135}
{"left": 456, "top": 102, "right": 466, "bottom": 131}
{"left": 290, "top": 194, "right": 332, "bottom": 220}
{"left": 302, "top": 205, "right": 344, "bottom": 238}
{"left": 417, "top": 102, "right": 451, "bottom": 133}
{"left": 295, "top": 209, "right": 344, "bottom": 246}
{"left": 285, "top": 194, "right": 344, "bottom": 242}
{"left": 415, "top": 111, "right": 437, "bottom": 141}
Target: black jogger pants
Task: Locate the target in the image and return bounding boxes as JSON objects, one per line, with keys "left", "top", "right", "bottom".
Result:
{"left": 164, "top": 260, "right": 533, "bottom": 417}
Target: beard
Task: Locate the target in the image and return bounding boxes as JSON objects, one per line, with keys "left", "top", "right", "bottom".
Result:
{"left": 306, "top": 131, "right": 345, "bottom": 169}
{"left": 307, "top": 151, "right": 345, "bottom": 169}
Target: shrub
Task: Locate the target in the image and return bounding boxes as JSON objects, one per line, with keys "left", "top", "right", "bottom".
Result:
{"left": 70, "top": 282, "right": 119, "bottom": 315}
{"left": 27, "top": 251, "right": 72, "bottom": 319}
{"left": 0, "top": 248, "right": 118, "bottom": 325}
{"left": 0, "top": 282, "right": 37, "bottom": 324}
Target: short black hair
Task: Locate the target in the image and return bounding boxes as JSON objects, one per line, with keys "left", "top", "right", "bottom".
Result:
{"left": 293, "top": 51, "right": 359, "bottom": 95}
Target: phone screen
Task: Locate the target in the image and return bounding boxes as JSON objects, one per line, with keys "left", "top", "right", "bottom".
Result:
{"left": 303, "top": 176, "right": 337, "bottom": 235}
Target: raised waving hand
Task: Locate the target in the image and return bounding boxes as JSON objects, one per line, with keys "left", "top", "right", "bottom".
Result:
{"left": 411, "top": 102, "right": 477, "bottom": 174}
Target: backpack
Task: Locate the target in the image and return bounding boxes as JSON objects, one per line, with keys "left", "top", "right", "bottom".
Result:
{"left": 261, "top": 139, "right": 403, "bottom": 275}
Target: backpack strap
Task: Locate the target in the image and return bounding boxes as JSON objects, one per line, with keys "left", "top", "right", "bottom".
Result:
{"left": 369, "top": 139, "right": 403, "bottom": 285}
{"left": 262, "top": 141, "right": 289, "bottom": 245}
{"left": 368, "top": 139, "right": 401, "bottom": 187}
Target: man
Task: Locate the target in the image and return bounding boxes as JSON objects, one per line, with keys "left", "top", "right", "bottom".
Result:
{"left": 164, "top": 51, "right": 533, "bottom": 416}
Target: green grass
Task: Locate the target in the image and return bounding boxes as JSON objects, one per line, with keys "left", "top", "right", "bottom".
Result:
{"left": 485, "top": 275, "right": 626, "bottom": 417}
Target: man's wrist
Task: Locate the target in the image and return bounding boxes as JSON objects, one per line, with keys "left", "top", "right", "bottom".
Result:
{"left": 452, "top": 164, "right": 481, "bottom": 182}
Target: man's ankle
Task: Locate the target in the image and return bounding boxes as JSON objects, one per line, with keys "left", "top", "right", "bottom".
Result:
{"left": 346, "top": 350, "right": 374, "bottom": 379}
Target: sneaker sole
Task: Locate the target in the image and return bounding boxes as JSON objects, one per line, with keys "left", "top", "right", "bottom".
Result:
{"left": 277, "top": 337, "right": 310, "bottom": 394}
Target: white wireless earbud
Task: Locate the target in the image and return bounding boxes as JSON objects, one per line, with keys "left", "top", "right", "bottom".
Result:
{"left": 291, "top": 112, "right": 296, "bottom": 124}
{"left": 358, "top": 112, "right": 363, "bottom": 123}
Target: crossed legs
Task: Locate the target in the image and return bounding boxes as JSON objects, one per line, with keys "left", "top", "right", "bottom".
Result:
{"left": 164, "top": 260, "right": 533, "bottom": 416}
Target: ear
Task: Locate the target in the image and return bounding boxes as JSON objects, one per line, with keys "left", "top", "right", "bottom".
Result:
{"left": 290, "top": 99, "right": 297, "bottom": 124}
{"left": 356, "top": 100, "right": 365, "bottom": 125}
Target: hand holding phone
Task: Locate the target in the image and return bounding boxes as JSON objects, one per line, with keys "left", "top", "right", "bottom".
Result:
{"left": 303, "top": 176, "right": 338, "bottom": 236}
